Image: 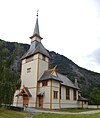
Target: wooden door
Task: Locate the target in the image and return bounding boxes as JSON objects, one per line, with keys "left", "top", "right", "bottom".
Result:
{"left": 39, "top": 96, "right": 43, "bottom": 108}
{"left": 23, "top": 96, "right": 29, "bottom": 107}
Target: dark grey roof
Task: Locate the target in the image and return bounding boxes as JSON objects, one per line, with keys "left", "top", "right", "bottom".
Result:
{"left": 21, "top": 40, "right": 51, "bottom": 59}
{"left": 38, "top": 69, "right": 79, "bottom": 89}
{"left": 30, "top": 16, "right": 42, "bottom": 39}
{"left": 78, "top": 96, "right": 88, "bottom": 101}
{"left": 33, "top": 17, "right": 40, "bottom": 36}
{"left": 58, "top": 73, "right": 79, "bottom": 89}
{"left": 38, "top": 70, "right": 62, "bottom": 82}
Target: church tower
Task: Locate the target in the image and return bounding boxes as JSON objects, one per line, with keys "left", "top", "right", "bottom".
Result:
{"left": 13, "top": 12, "right": 51, "bottom": 107}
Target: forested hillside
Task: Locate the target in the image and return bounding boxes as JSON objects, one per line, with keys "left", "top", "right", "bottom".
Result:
{"left": 0, "top": 39, "right": 100, "bottom": 105}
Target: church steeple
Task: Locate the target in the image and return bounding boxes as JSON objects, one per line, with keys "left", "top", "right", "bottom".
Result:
{"left": 21, "top": 12, "right": 51, "bottom": 60}
{"left": 30, "top": 11, "right": 42, "bottom": 42}
{"left": 33, "top": 11, "right": 40, "bottom": 36}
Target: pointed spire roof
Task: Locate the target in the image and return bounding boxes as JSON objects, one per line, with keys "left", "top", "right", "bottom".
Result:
{"left": 30, "top": 11, "right": 42, "bottom": 39}
{"left": 22, "top": 12, "right": 51, "bottom": 60}
{"left": 33, "top": 17, "right": 40, "bottom": 36}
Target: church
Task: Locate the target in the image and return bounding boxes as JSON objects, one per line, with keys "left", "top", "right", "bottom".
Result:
{"left": 13, "top": 13, "right": 88, "bottom": 109}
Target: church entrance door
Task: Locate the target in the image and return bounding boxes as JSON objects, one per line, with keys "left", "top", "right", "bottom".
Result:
{"left": 23, "top": 95, "right": 29, "bottom": 107}
{"left": 39, "top": 96, "right": 43, "bottom": 108}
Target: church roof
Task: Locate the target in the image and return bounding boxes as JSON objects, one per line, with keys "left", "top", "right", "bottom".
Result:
{"left": 21, "top": 12, "right": 51, "bottom": 59}
{"left": 78, "top": 96, "right": 88, "bottom": 101}
{"left": 30, "top": 13, "right": 42, "bottom": 39}
{"left": 16, "top": 87, "right": 32, "bottom": 97}
{"left": 58, "top": 73, "right": 79, "bottom": 89}
{"left": 39, "top": 68, "right": 79, "bottom": 89}
{"left": 33, "top": 17, "right": 40, "bottom": 36}
{"left": 38, "top": 69, "right": 62, "bottom": 82}
{"left": 21, "top": 40, "right": 51, "bottom": 59}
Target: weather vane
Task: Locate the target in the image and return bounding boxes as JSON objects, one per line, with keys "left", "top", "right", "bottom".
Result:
{"left": 36, "top": 10, "right": 39, "bottom": 17}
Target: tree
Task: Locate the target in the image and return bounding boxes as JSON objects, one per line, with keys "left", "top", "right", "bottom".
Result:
{"left": 90, "top": 87, "right": 100, "bottom": 108}
{"left": 0, "top": 44, "right": 20, "bottom": 107}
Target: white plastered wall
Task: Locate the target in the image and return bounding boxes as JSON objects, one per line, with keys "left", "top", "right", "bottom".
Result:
{"left": 13, "top": 54, "right": 39, "bottom": 107}
{"left": 38, "top": 81, "right": 50, "bottom": 108}
{"left": 38, "top": 54, "right": 49, "bottom": 79}
{"left": 60, "top": 86, "right": 78, "bottom": 108}
{"left": 52, "top": 80, "right": 60, "bottom": 109}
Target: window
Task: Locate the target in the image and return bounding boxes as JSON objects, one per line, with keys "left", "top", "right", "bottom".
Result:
{"left": 42, "top": 55, "right": 45, "bottom": 61}
{"left": 73, "top": 89, "right": 77, "bottom": 100}
{"left": 42, "top": 80, "right": 48, "bottom": 86}
{"left": 84, "top": 101, "right": 87, "bottom": 104}
{"left": 53, "top": 91, "right": 58, "bottom": 99}
{"left": 60, "top": 86, "right": 61, "bottom": 99}
{"left": 26, "top": 56, "right": 33, "bottom": 63}
{"left": 27, "top": 68, "right": 31, "bottom": 73}
{"left": 66, "top": 87, "right": 70, "bottom": 100}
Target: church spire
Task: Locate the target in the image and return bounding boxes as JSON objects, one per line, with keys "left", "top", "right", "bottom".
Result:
{"left": 33, "top": 10, "right": 40, "bottom": 36}
{"left": 30, "top": 10, "right": 42, "bottom": 41}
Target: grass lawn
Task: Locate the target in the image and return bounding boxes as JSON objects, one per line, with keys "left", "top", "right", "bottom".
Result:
{"left": 58, "top": 108, "right": 100, "bottom": 112}
{"left": 32, "top": 113, "right": 100, "bottom": 118}
{"left": 0, "top": 109, "right": 29, "bottom": 118}
{"left": 0, "top": 109, "right": 100, "bottom": 118}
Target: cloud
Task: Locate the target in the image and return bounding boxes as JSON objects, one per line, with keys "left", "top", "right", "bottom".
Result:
{"left": 88, "top": 48, "right": 100, "bottom": 65}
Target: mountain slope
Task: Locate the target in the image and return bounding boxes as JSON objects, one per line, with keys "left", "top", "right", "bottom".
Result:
{"left": 0, "top": 39, "right": 100, "bottom": 103}
{"left": 49, "top": 51, "right": 100, "bottom": 99}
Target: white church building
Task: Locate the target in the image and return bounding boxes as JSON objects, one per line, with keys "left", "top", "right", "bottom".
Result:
{"left": 13, "top": 13, "right": 88, "bottom": 109}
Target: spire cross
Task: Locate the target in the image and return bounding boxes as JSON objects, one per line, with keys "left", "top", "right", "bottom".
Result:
{"left": 36, "top": 10, "right": 39, "bottom": 17}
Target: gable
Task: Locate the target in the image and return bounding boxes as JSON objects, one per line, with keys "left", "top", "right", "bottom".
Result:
{"left": 16, "top": 87, "right": 32, "bottom": 97}
{"left": 51, "top": 71, "right": 58, "bottom": 77}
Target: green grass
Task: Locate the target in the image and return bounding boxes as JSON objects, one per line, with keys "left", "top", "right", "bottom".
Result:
{"left": 57, "top": 108, "right": 100, "bottom": 112}
{"left": 32, "top": 113, "right": 100, "bottom": 118}
{"left": 36, "top": 108, "right": 100, "bottom": 113}
{"left": 0, "top": 109, "right": 28, "bottom": 118}
{"left": 0, "top": 109, "right": 100, "bottom": 118}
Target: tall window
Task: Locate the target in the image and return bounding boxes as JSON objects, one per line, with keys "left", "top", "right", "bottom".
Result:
{"left": 66, "top": 87, "right": 70, "bottom": 100}
{"left": 53, "top": 91, "right": 58, "bottom": 99}
{"left": 42, "top": 80, "right": 48, "bottom": 86}
{"left": 60, "top": 86, "right": 61, "bottom": 99}
{"left": 73, "top": 89, "right": 77, "bottom": 100}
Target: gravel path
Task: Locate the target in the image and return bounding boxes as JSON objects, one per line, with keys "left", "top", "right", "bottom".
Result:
{"left": 25, "top": 108, "right": 100, "bottom": 115}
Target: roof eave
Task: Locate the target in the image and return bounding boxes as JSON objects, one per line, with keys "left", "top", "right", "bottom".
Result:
{"left": 30, "top": 34, "right": 43, "bottom": 40}
{"left": 38, "top": 78, "right": 62, "bottom": 83}
{"left": 61, "top": 83, "right": 79, "bottom": 90}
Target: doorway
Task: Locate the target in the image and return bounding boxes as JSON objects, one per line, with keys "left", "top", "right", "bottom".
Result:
{"left": 23, "top": 95, "right": 29, "bottom": 107}
{"left": 39, "top": 96, "right": 43, "bottom": 108}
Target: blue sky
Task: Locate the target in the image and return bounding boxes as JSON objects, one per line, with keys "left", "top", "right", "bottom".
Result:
{"left": 0, "top": 0, "right": 100, "bottom": 73}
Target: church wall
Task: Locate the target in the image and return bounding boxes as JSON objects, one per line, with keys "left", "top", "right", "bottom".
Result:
{"left": 60, "top": 86, "right": 79, "bottom": 108}
{"left": 13, "top": 90, "right": 23, "bottom": 107}
{"left": 38, "top": 55, "right": 49, "bottom": 79}
{"left": 28, "top": 88, "right": 36, "bottom": 107}
{"left": 21, "top": 59, "right": 38, "bottom": 87}
{"left": 78, "top": 101, "right": 88, "bottom": 109}
{"left": 17, "top": 96, "right": 23, "bottom": 107}
{"left": 13, "top": 90, "right": 21, "bottom": 106}
{"left": 38, "top": 81, "right": 50, "bottom": 108}
{"left": 52, "top": 80, "right": 60, "bottom": 109}
{"left": 15, "top": 54, "right": 39, "bottom": 107}
{"left": 45, "top": 57, "right": 49, "bottom": 62}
